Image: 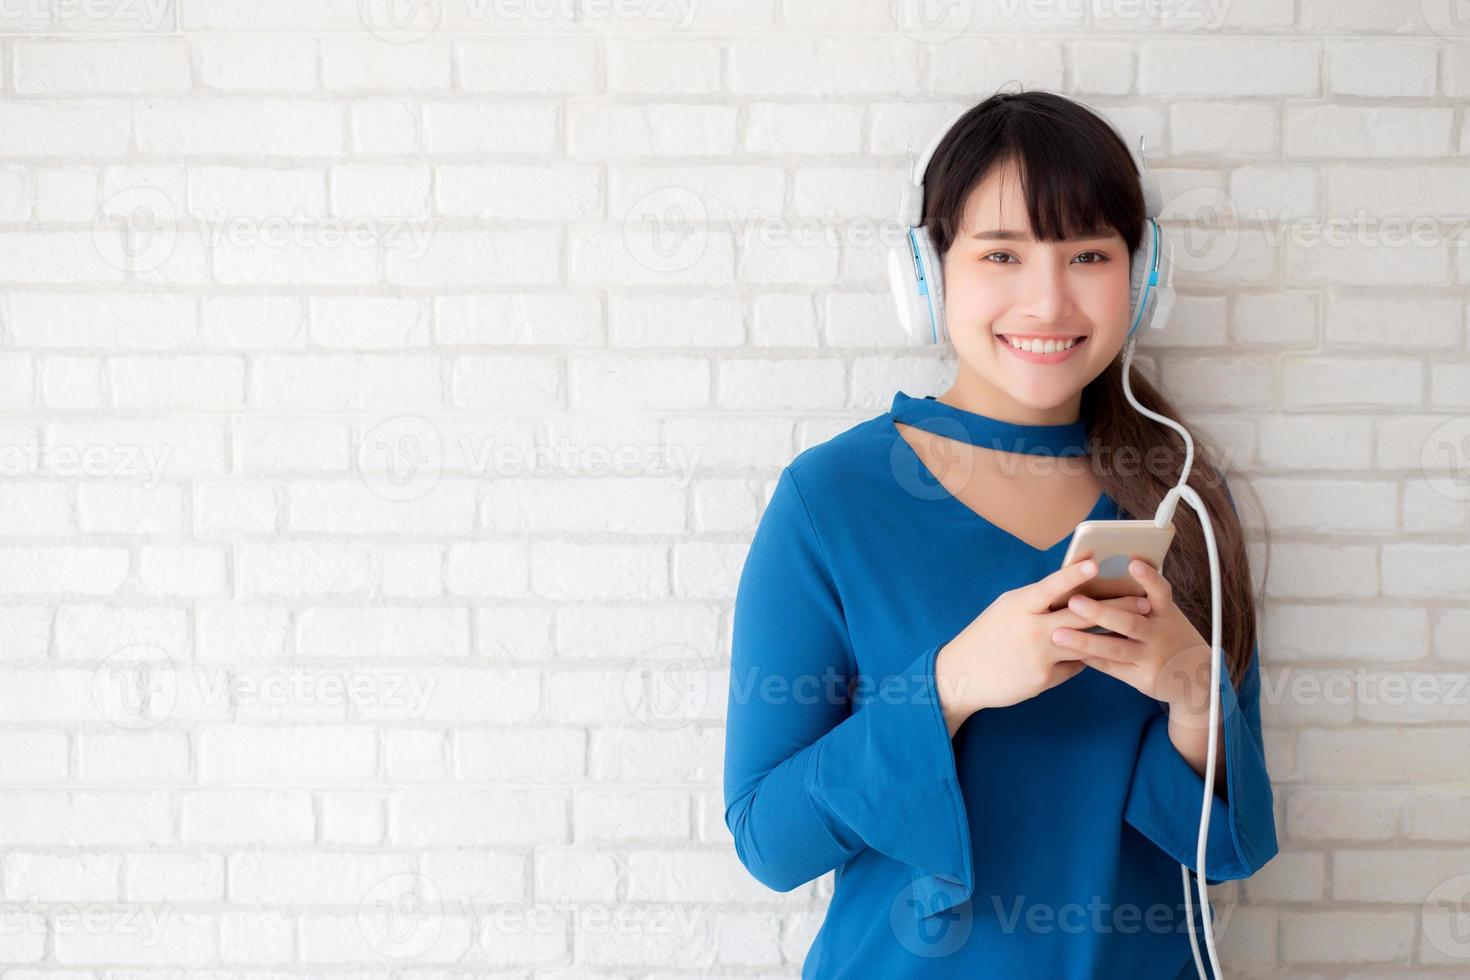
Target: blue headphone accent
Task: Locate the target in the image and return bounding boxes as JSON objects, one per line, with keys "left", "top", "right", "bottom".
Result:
{"left": 907, "top": 227, "right": 940, "bottom": 345}
{"left": 1126, "top": 218, "right": 1163, "bottom": 341}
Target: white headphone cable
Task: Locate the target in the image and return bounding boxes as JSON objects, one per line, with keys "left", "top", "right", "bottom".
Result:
{"left": 1120, "top": 334, "right": 1226, "bottom": 980}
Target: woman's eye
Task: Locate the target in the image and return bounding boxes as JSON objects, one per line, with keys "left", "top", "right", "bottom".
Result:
{"left": 982, "top": 250, "right": 1109, "bottom": 265}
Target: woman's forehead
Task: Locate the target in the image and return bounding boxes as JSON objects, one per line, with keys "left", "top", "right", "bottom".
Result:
{"left": 958, "top": 168, "right": 1121, "bottom": 243}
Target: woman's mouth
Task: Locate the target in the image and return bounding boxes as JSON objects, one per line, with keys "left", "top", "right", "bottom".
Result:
{"left": 996, "top": 333, "right": 1088, "bottom": 364}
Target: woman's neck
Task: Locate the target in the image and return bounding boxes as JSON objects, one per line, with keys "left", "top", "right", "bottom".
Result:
{"left": 938, "top": 371, "right": 1083, "bottom": 428}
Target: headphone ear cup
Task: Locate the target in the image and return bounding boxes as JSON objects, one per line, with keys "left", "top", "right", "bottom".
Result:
{"left": 887, "top": 239, "right": 928, "bottom": 344}
{"left": 1126, "top": 218, "right": 1161, "bottom": 339}
{"left": 910, "top": 227, "right": 946, "bottom": 344}
{"left": 888, "top": 227, "right": 946, "bottom": 345}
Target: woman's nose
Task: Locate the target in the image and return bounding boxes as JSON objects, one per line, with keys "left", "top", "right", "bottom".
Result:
{"left": 1012, "top": 260, "right": 1071, "bottom": 321}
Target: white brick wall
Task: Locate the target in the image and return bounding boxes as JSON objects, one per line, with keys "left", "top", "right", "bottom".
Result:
{"left": 0, "top": 4, "right": 1465, "bottom": 976}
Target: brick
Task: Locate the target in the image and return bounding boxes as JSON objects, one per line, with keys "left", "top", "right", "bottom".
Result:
{"left": 1280, "top": 910, "right": 1413, "bottom": 964}
{"left": 15, "top": 39, "right": 189, "bottom": 93}
{"left": 1141, "top": 40, "right": 1320, "bottom": 97}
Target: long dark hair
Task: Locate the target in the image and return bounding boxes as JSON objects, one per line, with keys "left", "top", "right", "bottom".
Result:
{"left": 921, "top": 88, "right": 1269, "bottom": 689}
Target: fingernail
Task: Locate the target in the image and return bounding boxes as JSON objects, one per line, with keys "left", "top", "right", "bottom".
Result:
{"left": 1136, "top": 598, "right": 1150, "bottom": 612}
{"left": 1081, "top": 560, "right": 1096, "bottom": 574}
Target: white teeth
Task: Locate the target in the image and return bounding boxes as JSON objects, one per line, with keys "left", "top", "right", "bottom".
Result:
{"left": 1006, "top": 335, "right": 1080, "bottom": 354}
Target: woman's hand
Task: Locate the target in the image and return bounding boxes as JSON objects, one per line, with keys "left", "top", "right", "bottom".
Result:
{"left": 1053, "top": 558, "right": 1232, "bottom": 797}
{"left": 934, "top": 558, "right": 1158, "bottom": 737}
{"left": 1051, "top": 558, "right": 1216, "bottom": 723}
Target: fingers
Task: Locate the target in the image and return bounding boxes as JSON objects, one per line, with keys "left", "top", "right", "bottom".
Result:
{"left": 1062, "top": 593, "right": 1152, "bottom": 640}
{"left": 1094, "top": 595, "right": 1151, "bottom": 615}
{"left": 1042, "top": 596, "right": 1149, "bottom": 633}
{"left": 1028, "top": 558, "right": 1098, "bottom": 612}
{"left": 1050, "top": 623, "right": 1138, "bottom": 662}
{"left": 1128, "top": 558, "right": 1173, "bottom": 611}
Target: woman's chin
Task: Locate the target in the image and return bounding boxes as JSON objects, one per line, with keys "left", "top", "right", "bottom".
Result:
{"left": 991, "top": 359, "right": 1096, "bottom": 407}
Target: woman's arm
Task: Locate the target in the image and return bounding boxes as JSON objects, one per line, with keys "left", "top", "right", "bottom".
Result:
{"left": 723, "top": 464, "right": 974, "bottom": 921}
{"left": 1165, "top": 673, "right": 1230, "bottom": 800}
{"left": 936, "top": 640, "right": 979, "bottom": 738}
{"left": 1123, "top": 641, "right": 1279, "bottom": 884}
{"left": 1121, "top": 476, "right": 1280, "bottom": 884}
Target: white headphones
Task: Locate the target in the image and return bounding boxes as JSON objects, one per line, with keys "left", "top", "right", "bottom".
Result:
{"left": 887, "top": 99, "right": 1176, "bottom": 347}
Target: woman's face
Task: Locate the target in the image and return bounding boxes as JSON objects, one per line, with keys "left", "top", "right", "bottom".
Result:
{"left": 939, "top": 156, "right": 1132, "bottom": 413}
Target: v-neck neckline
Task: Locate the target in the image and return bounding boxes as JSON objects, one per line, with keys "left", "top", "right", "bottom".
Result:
{"left": 889, "top": 390, "right": 1090, "bottom": 457}
{"left": 889, "top": 419, "right": 1116, "bottom": 554}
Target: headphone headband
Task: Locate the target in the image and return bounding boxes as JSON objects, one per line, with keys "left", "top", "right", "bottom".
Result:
{"left": 898, "top": 98, "right": 1158, "bottom": 227}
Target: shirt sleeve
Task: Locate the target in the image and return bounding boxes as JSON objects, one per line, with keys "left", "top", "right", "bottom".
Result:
{"left": 1121, "top": 477, "right": 1280, "bottom": 885}
{"left": 722, "top": 464, "right": 974, "bottom": 921}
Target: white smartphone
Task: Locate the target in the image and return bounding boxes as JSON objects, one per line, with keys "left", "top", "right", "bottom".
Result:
{"left": 1048, "top": 518, "right": 1177, "bottom": 634}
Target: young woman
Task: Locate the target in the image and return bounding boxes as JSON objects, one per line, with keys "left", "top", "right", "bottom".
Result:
{"left": 722, "top": 90, "right": 1279, "bottom": 978}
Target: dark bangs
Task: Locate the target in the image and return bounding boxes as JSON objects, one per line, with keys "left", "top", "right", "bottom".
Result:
{"left": 921, "top": 90, "right": 1145, "bottom": 261}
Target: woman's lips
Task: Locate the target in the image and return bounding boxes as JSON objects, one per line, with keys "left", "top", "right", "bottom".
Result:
{"left": 996, "top": 334, "right": 1088, "bottom": 364}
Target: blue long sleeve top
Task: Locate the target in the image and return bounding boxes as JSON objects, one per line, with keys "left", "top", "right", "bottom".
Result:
{"left": 723, "top": 389, "right": 1280, "bottom": 979}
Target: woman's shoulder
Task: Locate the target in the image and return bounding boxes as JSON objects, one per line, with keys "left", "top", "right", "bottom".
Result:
{"left": 782, "top": 409, "right": 901, "bottom": 506}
